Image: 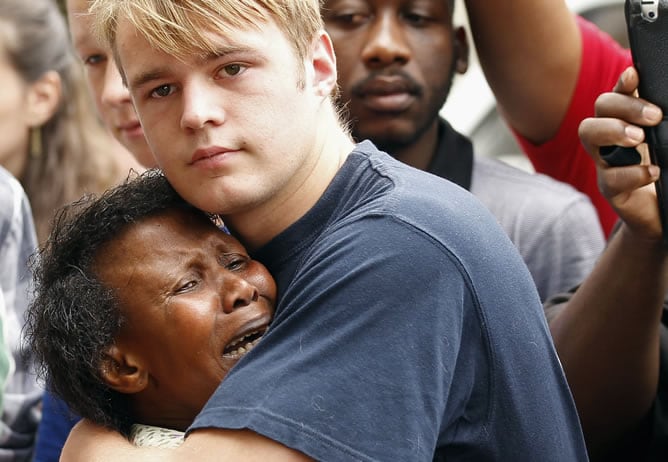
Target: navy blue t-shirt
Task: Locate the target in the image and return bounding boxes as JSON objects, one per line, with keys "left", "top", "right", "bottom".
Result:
{"left": 189, "top": 141, "right": 588, "bottom": 461}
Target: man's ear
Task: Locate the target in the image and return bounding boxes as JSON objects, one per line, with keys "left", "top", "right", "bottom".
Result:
{"left": 25, "top": 70, "right": 62, "bottom": 127}
{"left": 309, "top": 31, "right": 338, "bottom": 98}
{"left": 99, "top": 345, "right": 149, "bottom": 394}
{"left": 453, "top": 26, "right": 470, "bottom": 75}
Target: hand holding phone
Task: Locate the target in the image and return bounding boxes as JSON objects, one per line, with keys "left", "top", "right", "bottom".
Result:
{"left": 625, "top": 0, "right": 668, "bottom": 245}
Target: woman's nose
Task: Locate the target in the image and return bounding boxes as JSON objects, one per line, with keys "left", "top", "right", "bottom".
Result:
{"left": 222, "top": 275, "right": 259, "bottom": 314}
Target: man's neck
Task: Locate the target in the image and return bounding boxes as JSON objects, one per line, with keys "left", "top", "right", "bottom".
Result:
{"left": 380, "top": 121, "right": 440, "bottom": 171}
{"left": 226, "top": 125, "right": 355, "bottom": 252}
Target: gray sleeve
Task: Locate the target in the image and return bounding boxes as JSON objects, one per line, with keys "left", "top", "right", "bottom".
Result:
{"left": 524, "top": 194, "right": 605, "bottom": 302}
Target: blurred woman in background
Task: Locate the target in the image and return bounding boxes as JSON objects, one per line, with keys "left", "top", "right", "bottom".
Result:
{"left": 0, "top": 0, "right": 140, "bottom": 243}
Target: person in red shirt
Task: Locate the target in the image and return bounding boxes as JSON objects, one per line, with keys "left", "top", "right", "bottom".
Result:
{"left": 466, "top": 1, "right": 632, "bottom": 238}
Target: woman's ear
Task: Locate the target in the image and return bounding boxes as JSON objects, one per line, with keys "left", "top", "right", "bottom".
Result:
{"left": 99, "top": 345, "right": 149, "bottom": 394}
{"left": 25, "top": 70, "right": 62, "bottom": 127}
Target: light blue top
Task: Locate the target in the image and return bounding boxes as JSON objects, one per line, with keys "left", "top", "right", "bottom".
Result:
{"left": 0, "top": 166, "right": 42, "bottom": 461}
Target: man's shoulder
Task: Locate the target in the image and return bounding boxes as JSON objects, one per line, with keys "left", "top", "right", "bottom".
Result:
{"left": 324, "top": 153, "right": 531, "bottom": 287}
{"left": 351, "top": 147, "right": 505, "bottom": 240}
{"left": 348, "top": 141, "right": 482, "bottom": 214}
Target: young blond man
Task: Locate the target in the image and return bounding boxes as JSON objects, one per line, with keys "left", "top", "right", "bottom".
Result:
{"left": 61, "top": 1, "right": 587, "bottom": 460}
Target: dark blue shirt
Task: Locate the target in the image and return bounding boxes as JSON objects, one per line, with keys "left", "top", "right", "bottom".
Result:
{"left": 190, "top": 142, "right": 588, "bottom": 461}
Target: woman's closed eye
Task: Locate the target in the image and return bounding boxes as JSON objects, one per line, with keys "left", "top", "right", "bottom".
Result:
{"left": 219, "top": 253, "right": 250, "bottom": 272}
{"left": 175, "top": 279, "right": 198, "bottom": 294}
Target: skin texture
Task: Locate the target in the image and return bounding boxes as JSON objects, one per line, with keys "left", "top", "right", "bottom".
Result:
{"left": 66, "top": 0, "right": 156, "bottom": 167}
{"left": 322, "top": 0, "right": 467, "bottom": 170}
{"left": 94, "top": 208, "right": 276, "bottom": 432}
{"left": 116, "top": 18, "right": 352, "bottom": 250}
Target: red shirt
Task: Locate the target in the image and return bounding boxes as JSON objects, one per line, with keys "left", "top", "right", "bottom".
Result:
{"left": 516, "top": 16, "right": 632, "bottom": 237}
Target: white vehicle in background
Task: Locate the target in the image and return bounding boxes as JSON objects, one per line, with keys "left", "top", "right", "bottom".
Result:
{"left": 441, "top": 0, "right": 626, "bottom": 171}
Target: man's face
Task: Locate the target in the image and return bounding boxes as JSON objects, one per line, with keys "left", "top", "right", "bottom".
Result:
{"left": 322, "top": 0, "right": 466, "bottom": 153}
{"left": 66, "top": 0, "right": 156, "bottom": 168}
{"left": 95, "top": 208, "right": 276, "bottom": 426}
{"left": 115, "top": 17, "right": 337, "bottom": 221}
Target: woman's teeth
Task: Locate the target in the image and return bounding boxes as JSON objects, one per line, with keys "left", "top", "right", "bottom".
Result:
{"left": 224, "top": 330, "right": 265, "bottom": 358}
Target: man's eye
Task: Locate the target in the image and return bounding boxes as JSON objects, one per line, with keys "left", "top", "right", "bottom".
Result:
{"left": 222, "top": 64, "right": 243, "bottom": 76}
{"left": 328, "top": 13, "right": 369, "bottom": 26}
{"left": 150, "top": 84, "right": 174, "bottom": 98}
{"left": 402, "top": 12, "right": 432, "bottom": 26}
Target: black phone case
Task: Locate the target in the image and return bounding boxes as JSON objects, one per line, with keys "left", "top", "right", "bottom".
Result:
{"left": 626, "top": 0, "right": 668, "bottom": 245}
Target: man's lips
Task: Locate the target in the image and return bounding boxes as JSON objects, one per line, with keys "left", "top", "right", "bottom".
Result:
{"left": 353, "top": 77, "right": 420, "bottom": 113}
{"left": 360, "top": 92, "right": 415, "bottom": 113}
{"left": 355, "top": 77, "right": 417, "bottom": 96}
{"left": 190, "top": 146, "right": 237, "bottom": 165}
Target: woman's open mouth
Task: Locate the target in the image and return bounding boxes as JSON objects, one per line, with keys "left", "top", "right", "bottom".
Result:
{"left": 222, "top": 327, "right": 267, "bottom": 359}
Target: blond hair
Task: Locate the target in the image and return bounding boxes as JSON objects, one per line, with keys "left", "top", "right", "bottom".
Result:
{"left": 90, "top": 0, "right": 323, "bottom": 70}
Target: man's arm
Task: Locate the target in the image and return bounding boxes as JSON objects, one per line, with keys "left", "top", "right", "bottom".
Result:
{"left": 61, "top": 420, "right": 312, "bottom": 461}
{"left": 463, "top": 0, "right": 581, "bottom": 144}
{"left": 552, "top": 67, "right": 668, "bottom": 457}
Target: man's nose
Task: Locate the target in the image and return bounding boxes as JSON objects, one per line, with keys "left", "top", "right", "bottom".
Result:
{"left": 180, "top": 81, "right": 226, "bottom": 130}
{"left": 361, "top": 13, "right": 410, "bottom": 67}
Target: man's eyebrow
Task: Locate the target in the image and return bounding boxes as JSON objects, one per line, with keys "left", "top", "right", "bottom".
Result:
{"left": 128, "top": 44, "right": 257, "bottom": 90}
{"left": 129, "top": 68, "right": 170, "bottom": 91}
{"left": 198, "top": 44, "right": 256, "bottom": 63}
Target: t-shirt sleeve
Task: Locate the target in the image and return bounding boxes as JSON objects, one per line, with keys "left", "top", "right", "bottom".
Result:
{"left": 514, "top": 16, "right": 633, "bottom": 237}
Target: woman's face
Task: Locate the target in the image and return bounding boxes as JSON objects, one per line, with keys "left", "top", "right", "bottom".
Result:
{"left": 66, "top": 0, "right": 156, "bottom": 168}
{"left": 95, "top": 208, "right": 276, "bottom": 429}
{"left": 0, "top": 42, "right": 31, "bottom": 178}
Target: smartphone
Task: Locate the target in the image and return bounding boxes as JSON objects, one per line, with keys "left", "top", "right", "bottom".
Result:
{"left": 625, "top": 0, "right": 668, "bottom": 245}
